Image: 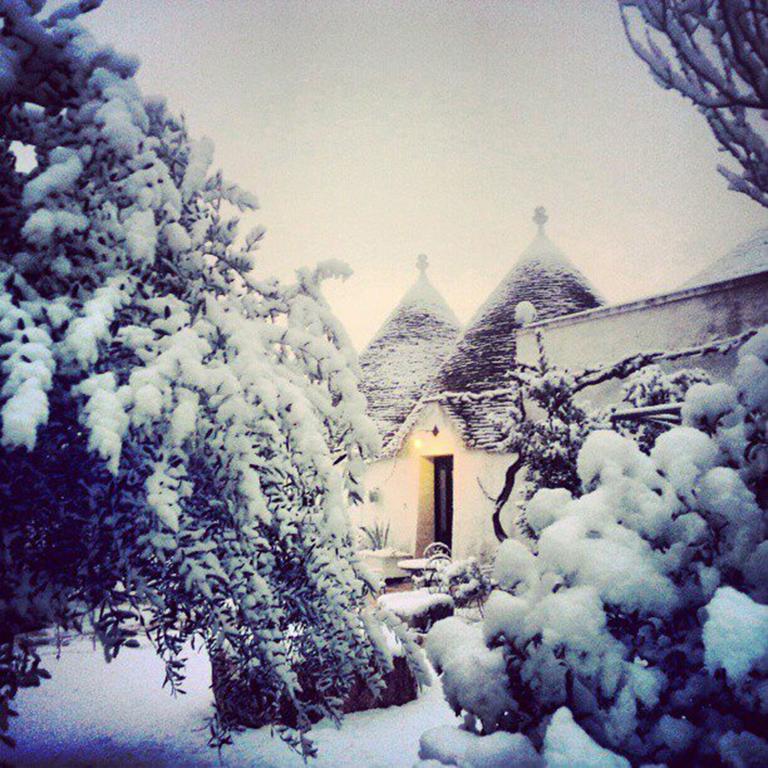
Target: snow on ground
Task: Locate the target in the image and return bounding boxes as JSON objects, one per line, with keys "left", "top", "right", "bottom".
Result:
{"left": 2, "top": 636, "right": 458, "bottom": 768}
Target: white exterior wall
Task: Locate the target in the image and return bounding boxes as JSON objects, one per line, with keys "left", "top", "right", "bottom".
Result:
{"left": 354, "top": 403, "right": 520, "bottom": 559}
{"left": 515, "top": 271, "right": 768, "bottom": 408}
{"left": 452, "top": 450, "right": 518, "bottom": 559}
{"left": 354, "top": 455, "right": 418, "bottom": 554}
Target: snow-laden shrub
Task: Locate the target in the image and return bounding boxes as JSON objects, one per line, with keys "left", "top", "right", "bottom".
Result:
{"left": 0, "top": 3, "right": 422, "bottom": 754}
{"left": 488, "top": 335, "right": 618, "bottom": 545}
{"left": 417, "top": 725, "right": 543, "bottom": 768}
{"left": 489, "top": 336, "right": 607, "bottom": 544}
{"left": 428, "top": 328, "right": 768, "bottom": 766}
{"left": 504, "top": 363, "right": 593, "bottom": 499}
{"left": 434, "top": 558, "right": 493, "bottom": 611}
{"left": 615, "top": 365, "right": 711, "bottom": 452}
{"left": 426, "top": 617, "right": 515, "bottom": 734}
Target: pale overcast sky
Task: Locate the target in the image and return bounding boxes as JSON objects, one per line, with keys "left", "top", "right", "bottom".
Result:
{"left": 84, "top": 0, "right": 767, "bottom": 350}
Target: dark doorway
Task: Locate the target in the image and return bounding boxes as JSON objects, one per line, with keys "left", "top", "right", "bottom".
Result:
{"left": 433, "top": 456, "right": 453, "bottom": 549}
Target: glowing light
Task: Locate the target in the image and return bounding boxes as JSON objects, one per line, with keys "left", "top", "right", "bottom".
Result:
{"left": 413, "top": 437, "right": 423, "bottom": 449}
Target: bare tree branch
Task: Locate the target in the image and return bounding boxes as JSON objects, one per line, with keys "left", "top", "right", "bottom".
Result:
{"left": 490, "top": 453, "right": 526, "bottom": 542}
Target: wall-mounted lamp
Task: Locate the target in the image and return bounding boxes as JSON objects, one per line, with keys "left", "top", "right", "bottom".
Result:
{"left": 412, "top": 425, "right": 440, "bottom": 449}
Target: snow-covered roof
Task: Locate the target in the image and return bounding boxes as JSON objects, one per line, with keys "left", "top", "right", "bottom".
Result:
{"left": 383, "top": 387, "right": 521, "bottom": 457}
{"left": 359, "top": 255, "right": 461, "bottom": 445}
{"left": 373, "top": 210, "right": 603, "bottom": 457}
{"left": 681, "top": 226, "right": 768, "bottom": 289}
{"left": 435, "top": 209, "right": 602, "bottom": 397}
{"left": 417, "top": 209, "right": 602, "bottom": 450}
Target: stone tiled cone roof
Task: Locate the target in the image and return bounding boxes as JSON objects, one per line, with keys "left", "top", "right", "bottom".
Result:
{"left": 434, "top": 223, "right": 603, "bottom": 398}
{"left": 383, "top": 212, "right": 603, "bottom": 455}
{"left": 374, "top": 218, "right": 768, "bottom": 458}
{"left": 359, "top": 256, "right": 461, "bottom": 446}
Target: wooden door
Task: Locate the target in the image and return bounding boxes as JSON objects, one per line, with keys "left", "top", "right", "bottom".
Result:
{"left": 433, "top": 456, "right": 453, "bottom": 549}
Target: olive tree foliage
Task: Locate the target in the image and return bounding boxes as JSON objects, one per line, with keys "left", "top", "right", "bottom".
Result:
{"left": 0, "top": 1, "right": 398, "bottom": 753}
{"left": 485, "top": 339, "right": 597, "bottom": 543}
{"left": 619, "top": 0, "right": 768, "bottom": 208}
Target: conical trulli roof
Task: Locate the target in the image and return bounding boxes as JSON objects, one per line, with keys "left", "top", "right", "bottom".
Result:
{"left": 436, "top": 208, "right": 603, "bottom": 396}
{"left": 359, "top": 255, "right": 461, "bottom": 445}
{"left": 418, "top": 208, "right": 603, "bottom": 450}
{"left": 680, "top": 226, "right": 768, "bottom": 289}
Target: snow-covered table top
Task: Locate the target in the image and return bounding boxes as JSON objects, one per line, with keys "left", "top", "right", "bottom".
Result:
{"left": 378, "top": 589, "right": 453, "bottom": 619}
{"left": 359, "top": 548, "right": 411, "bottom": 559}
{"left": 397, "top": 558, "right": 436, "bottom": 572}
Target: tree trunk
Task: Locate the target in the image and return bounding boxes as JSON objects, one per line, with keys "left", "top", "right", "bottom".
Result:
{"left": 210, "top": 650, "right": 418, "bottom": 729}
{"left": 492, "top": 454, "right": 525, "bottom": 542}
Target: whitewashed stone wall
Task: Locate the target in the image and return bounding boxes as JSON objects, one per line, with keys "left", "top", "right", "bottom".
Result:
{"left": 354, "top": 404, "right": 516, "bottom": 559}
{"left": 515, "top": 271, "right": 768, "bottom": 407}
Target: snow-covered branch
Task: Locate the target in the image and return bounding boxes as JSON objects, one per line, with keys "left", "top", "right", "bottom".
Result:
{"left": 0, "top": 2, "right": 398, "bottom": 754}
{"left": 572, "top": 327, "right": 757, "bottom": 392}
{"left": 619, "top": 0, "right": 768, "bottom": 208}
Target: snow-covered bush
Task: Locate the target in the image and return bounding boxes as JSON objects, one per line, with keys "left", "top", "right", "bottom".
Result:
{"left": 428, "top": 328, "right": 768, "bottom": 766}
{"left": 0, "top": 2, "right": 411, "bottom": 754}
{"left": 489, "top": 336, "right": 606, "bottom": 542}
{"left": 378, "top": 589, "right": 454, "bottom": 633}
{"left": 417, "top": 725, "right": 543, "bottom": 768}
{"left": 616, "top": 365, "right": 711, "bottom": 452}
{"left": 518, "top": 367, "right": 592, "bottom": 496}
{"left": 502, "top": 357, "right": 594, "bottom": 499}
{"left": 434, "top": 558, "right": 492, "bottom": 611}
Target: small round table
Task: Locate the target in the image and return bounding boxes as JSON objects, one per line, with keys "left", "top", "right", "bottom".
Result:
{"left": 396, "top": 557, "right": 433, "bottom": 574}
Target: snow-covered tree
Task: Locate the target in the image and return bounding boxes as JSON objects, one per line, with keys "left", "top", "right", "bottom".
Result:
{"left": 614, "top": 364, "right": 711, "bottom": 452}
{"left": 489, "top": 330, "right": 754, "bottom": 541}
{"left": 438, "top": 558, "right": 493, "bottom": 612}
{"left": 427, "top": 327, "right": 768, "bottom": 766}
{"left": 504, "top": 341, "right": 594, "bottom": 496}
{"left": 485, "top": 336, "right": 598, "bottom": 542}
{"left": 0, "top": 1, "right": 407, "bottom": 753}
{"left": 619, "top": 0, "right": 768, "bottom": 208}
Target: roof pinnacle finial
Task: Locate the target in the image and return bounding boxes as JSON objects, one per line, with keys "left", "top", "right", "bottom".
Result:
{"left": 533, "top": 206, "right": 548, "bottom": 234}
{"left": 417, "top": 253, "right": 429, "bottom": 275}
